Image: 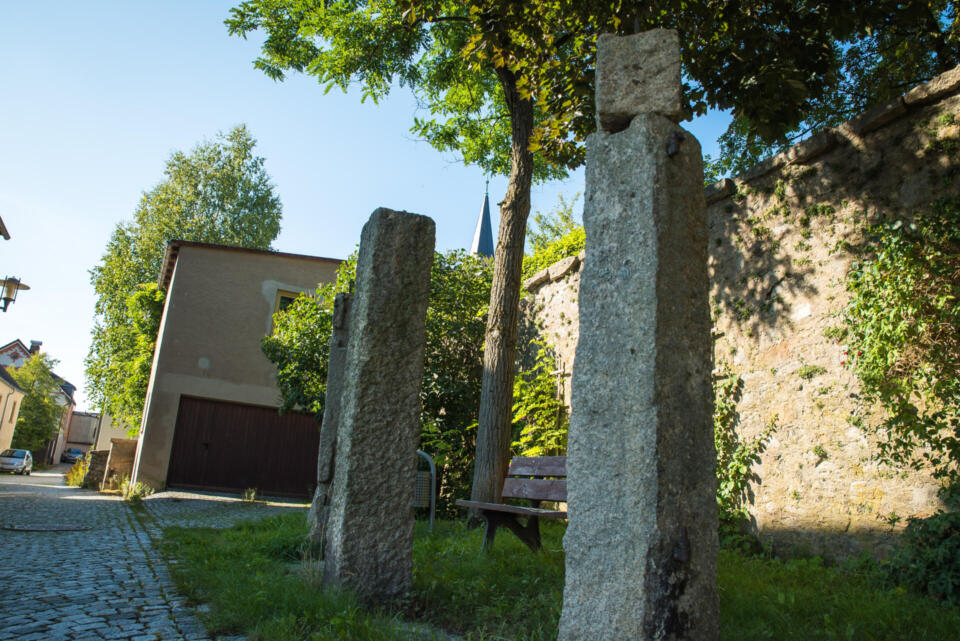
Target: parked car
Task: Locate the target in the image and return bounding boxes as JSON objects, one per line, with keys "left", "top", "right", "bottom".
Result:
{"left": 61, "top": 447, "right": 84, "bottom": 464}
{"left": 0, "top": 449, "right": 32, "bottom": 475}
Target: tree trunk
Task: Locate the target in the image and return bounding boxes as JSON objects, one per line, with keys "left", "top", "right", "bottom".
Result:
{"left": 469, "top": 68, "right": 535, "bottom": 515}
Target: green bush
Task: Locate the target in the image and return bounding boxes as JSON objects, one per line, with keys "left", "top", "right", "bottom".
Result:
{"left": 64, "top": 455, "right": 89, "bottom": 487}
{"left": 884, "top": 511, "right": 960, "bottom": 605}
{"left": 843, "top": 198, "right": 960, "bottom": 491}
{"left": 511, "top": 341, "right": 568, "bottom": 457}
{"left": 522, "top": 193, "right": 584, "bottom": 280}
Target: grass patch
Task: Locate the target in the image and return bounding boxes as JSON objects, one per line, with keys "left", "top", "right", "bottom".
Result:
{"left": 161, "top": 512, "right": 960, "bottom": 641}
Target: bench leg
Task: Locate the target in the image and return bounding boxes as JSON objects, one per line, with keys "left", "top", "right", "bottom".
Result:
{"left": 480, "top": 511, "right": 542, "bottom": 552}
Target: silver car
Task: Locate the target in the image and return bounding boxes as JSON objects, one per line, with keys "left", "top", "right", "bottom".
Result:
{"left": 0, "top": 449, "right": 32, "bottom": 475}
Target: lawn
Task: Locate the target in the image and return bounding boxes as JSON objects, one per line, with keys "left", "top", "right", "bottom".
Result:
{"left": 159, "top": 513, "right": 960, "bottom": 640}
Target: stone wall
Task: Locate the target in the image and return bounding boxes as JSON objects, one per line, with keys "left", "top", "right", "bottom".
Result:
{"left": 102, "top": 438, "right": 138, "bottom": 491}
{"left": 523, "top": 66, "right": 960, "bottom": 559}
{"left": 83, "top": 450, "right": 110, "bottom": 490}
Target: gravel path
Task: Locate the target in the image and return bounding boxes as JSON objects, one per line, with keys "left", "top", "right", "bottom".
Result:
{"left": 0, "top": 466, "right": 304, "bottom": 641}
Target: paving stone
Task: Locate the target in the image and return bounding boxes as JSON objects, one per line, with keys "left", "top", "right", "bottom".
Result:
{"left": 0, "top": 468, "right": 282, "bottom": 641}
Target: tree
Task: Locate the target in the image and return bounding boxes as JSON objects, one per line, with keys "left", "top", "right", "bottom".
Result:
{"left": 227, "top": 0, "right": 913, "bottom": 506}
{"left": 85, "top": 125, "right": 282, "bottom": 432}
{"left": 10, "top": 354, "right": 64, "bottom": 454}
{"left": 262, "top": 249, "right": 492, "bottom": 514}
{"left": 715, "top": 2, "right": 959, "bottom": 174}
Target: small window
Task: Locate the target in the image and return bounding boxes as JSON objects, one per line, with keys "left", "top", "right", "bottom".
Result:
{"left": 8, "top": 400, "right": 16, "bottom": 422}
{"left": 271, "top": 290, "right": 306, "bottom": 332}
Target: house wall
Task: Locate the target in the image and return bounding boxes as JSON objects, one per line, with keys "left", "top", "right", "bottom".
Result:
{"left": 94, "top": 413, "right": 132, "bottom": 450}
{"left": 66, "top": 411, "right": 99, "bottom": 450}
{"left": 521, "top": 66, "right": 960, "bottom": 559}
{"left": 132, "top": 245, "right": 340, "bottom": 488}
{"left": 0, "top": 378, "right": 25, "bottom": 452}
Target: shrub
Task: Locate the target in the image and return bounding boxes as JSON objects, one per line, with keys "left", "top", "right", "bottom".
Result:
{"left": 883, "top": 511, "right": 960, "bottom": 605}
{"left": 511, "top": 341, "right": 568, "bottom": 457}
{"left": 121, "top": 476, "right": 154, "bottom": 505}
{"left": 843, "top": 198, "right": 960, "bottom": 491}
{"left": 714, "top": 362, "right": 776, "bottom": 542}
{"left": 64, "top": 455, "right": 89, "bottom": 487}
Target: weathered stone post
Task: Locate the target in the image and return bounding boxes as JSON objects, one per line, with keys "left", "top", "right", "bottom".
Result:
{"left": 307, "top": 292, "right": 353, "bottom": 550}
{"left": 558, "top": 30, "right": 718, "bottom": 641}
{"left": 322, "top": 208, "right": 435, "bottom": 602}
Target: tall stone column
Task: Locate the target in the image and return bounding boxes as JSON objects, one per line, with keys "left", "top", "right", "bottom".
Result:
{"left": 558, "top": 30, "right": 718, "bottom": 641}
{"left": 307, "top": 292, "right": 353, "bottom": 550}
{"left": 322, "top": 208, "right": 435, "bottom": 602}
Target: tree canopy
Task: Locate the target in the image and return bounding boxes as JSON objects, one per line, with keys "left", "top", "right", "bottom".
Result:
{"left": 263, "top": 249, "right": 493, "bottom": 514}
{"left": 10, "top": 354, "right": 64, "bottom": 454}
{"left": 85, "top": 125, "right": 282, "bottom": 432}
{"left": 226, "top": 0, "right": 931, "bottom": 506}
{"left": 714, "top": 1, "right": 959, "bottom": 174}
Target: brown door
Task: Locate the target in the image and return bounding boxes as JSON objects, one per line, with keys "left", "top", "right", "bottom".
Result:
{"left": 167, "top": 396, "right": 320, "bottom": 497}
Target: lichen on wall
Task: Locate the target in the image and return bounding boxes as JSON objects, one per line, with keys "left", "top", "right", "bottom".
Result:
{"left": 521, "top": 65, "right": 960, "bottom": 560}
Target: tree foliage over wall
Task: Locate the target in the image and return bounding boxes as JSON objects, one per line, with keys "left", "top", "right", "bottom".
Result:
{"left": 226, "top": 0, "right": 904, "bottom": 508}
{"left": 843, "top": 197, "right": 960, "bottom": 498}
{"left": 716, "top": 2, "right": 960, "bottom": 174}
{"left": 86, "top": 125, "right": 282, "bottom": 433}
{"left": 263, "top": 249, "right": 493, "bottom": 515}
{"left": 10, "top": 354, "right": 64, "bottom": 454}
{"left": 521, "top": 194, "right": 584, "bottom": 280}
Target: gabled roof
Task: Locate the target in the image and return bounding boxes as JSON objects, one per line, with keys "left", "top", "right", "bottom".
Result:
{"left": 0, "top": 339, "right": 30, "bottom": 359}
{"left": 0, "top": 338, "right": 74, "bottom": 402}
{"left": 158, "top": 240, "right": 342, "bottom": 291}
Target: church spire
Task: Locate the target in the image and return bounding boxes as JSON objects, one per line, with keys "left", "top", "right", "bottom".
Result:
{"left": 470, "top": 180, "right": 494, "bottom": 257}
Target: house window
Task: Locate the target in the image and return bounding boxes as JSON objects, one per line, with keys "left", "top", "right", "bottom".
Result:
{"left": 271, "top": 290, "right": 306, "bottom": 331}
{"left": 9, "top": 400, "right": 16, "bottom": 422}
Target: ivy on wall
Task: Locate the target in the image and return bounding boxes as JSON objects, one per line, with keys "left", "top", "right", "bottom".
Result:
{"left": 843, "top": 197, "right": 960, "bottom": 500}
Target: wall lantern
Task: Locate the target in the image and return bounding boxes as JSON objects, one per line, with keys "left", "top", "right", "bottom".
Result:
{"left": 0, "top": 276, "right": 29, "bottom": 312}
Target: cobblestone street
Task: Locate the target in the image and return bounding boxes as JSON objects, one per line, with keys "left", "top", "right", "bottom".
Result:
{"left": 0, "top": 466, "right": 303, "bottom": 641}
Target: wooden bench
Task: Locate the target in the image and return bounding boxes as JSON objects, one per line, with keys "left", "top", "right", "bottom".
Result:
{"left": 456, "top": 456, "right": 566, "bottom": 551}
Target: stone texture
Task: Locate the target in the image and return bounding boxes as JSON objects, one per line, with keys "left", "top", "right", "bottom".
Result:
{"left": 903, "top": 64, "right": 960, "bottom": 106}
{"left": 307, "top": 292, "right": 353, "bottom": 549}
{"left": 595, "top": 29, "right": 681, "bottom": 132}
{"left": 523, "top": 267, "right": 551, "bottom": 292}
{"left": 705, "top": 178, "right": 736, "bottom": 205}
{"left": 83, "top": 450, "right": 109, "bottom": 489}
{"left": 786, "top": 129, "right": 840, "bottom": 164}
{"left": 547, "top": 254, "right": 580, "bottom": 281}
{"left": 523, "top": 89, "right": 960, "bottom": 562}
{"left": 558, "top": 113, "right": 718, "bottom": 641}
{"left": 103, "top": 438, "right": 138, "bottom": 490}
{"left": 323, "top": 208, "right": 435, "bottom": 602}
{"left": 840, "top": 98, "right": 907, "bottom": 137}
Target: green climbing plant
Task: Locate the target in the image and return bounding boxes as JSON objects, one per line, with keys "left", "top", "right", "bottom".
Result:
{"left": 511, "top": 341, "right": 568, "bottom": 457}
{"left": 714, "top": 361, "right": 777, "bottom": 534}
{"left": 843, "top": 197, "right": 960, "bottom": 499}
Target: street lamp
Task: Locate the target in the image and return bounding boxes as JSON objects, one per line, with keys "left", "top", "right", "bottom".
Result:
{"left": 0, "top": 277, "right": 29, "bottom": 312}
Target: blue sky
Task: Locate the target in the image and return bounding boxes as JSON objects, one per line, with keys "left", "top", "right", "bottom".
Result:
{"left": 0, "top": 3, "right": 731, "bottom": 410}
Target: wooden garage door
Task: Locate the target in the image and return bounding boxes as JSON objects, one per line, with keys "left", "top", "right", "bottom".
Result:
{"left": 167, "top": 396, "right": 320, "bottom": 497}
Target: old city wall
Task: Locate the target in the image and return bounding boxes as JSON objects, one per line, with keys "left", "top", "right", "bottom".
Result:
{"left": 522, "top": 66, "right": 960, "bottom": 559}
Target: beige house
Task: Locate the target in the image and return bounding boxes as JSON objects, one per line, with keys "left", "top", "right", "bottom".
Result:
{"left": 0, "top": 366, "right": 25, "bottom": 452}
{"left": 65, "top": 411, "right": 100, "bottom": 455}
{"left": 132, "top": 241, "right": 340, "bottom": 496}
{"left": 0, "top": 339, "right": 76, "bottom": 462}
{"left": 94, "top": 412, "right": 131, "bottom": 450}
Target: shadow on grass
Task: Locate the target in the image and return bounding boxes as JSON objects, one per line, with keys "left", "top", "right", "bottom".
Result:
{"left": 161, "top": 513, "right": 960, "bottom": 641}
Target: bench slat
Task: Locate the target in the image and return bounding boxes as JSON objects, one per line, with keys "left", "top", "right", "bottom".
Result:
{"left": 502, "top": 478, "right": 567, "bottom": 502}
{"left": 455, "top": 499, "right": 566, "bottom": 518}
{"left": 508, "top": 456, "right": 566, "bottom": 477}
